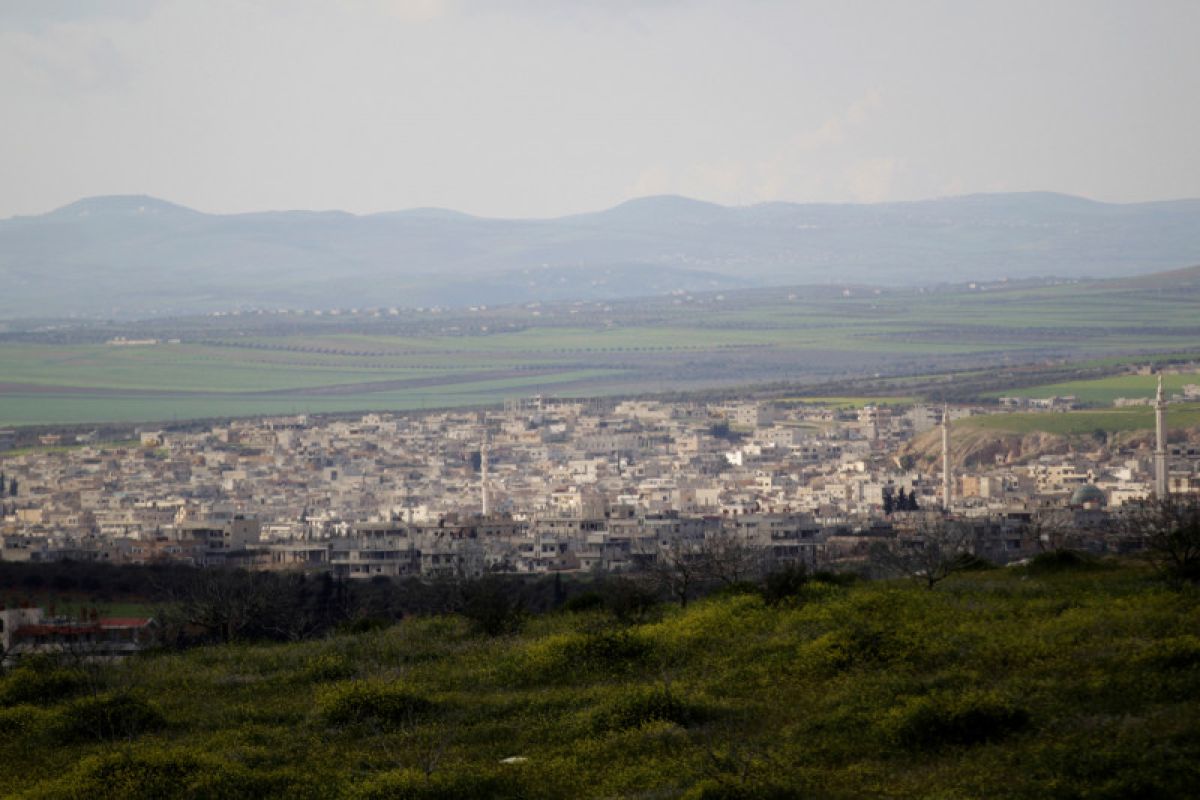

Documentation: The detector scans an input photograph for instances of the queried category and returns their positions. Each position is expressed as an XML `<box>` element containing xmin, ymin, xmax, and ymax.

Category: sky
<box><xmin>1</xmin><ymin>0</ymin><xmax>1198</xmax><ymax>219</ymax></box>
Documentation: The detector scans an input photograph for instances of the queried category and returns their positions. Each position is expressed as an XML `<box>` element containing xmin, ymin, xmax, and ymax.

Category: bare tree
<box><xmin>157</xmin><ymin>568</ymin><xmax>289</xmax><ymax>644</ymax></box>
<box><xmin>870</xmin><ymin>512</ymin><xmax>976</xmax><ymax>590</ymax></box>
<box><xmin>649</xmin><ymin>536</ymin><xmax>708</xmax><ymax>607</ymax></box>
<box><xmin>1029</xmin><ymin>507</ymin><xmax>1078</xmax><ymax>554</ymax></box>
<box><xmin>1120</xmin><ymin>495</ymin><xmax>1200</xmax><ymax>583</ymax></box>
<box><xmin>699</xmin><ymin>528</ymin><xmax>765</xmax><ymax>587</ymax></box>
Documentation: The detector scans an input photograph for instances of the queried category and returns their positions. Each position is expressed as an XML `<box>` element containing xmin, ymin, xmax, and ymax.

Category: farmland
<box><xmin>985</xmin><ymin>372</ymin><xmax>1200</xmax><ymax>405</ymax></box>
<box><xmin>1</xmin><ymin>268</ymin><xmax>1199</xmax><ymax>427</ymax></box>
<box><xmin>961</xmin><ymin>403</ymin><xmax>1200</xmax><ymax>436</ymax></box>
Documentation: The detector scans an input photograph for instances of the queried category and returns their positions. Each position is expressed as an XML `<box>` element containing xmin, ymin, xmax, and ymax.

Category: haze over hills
<box><xmin>3</xmin><ymin>192</ymin><xmax>1200</xmax><ymax>319</ymax></box>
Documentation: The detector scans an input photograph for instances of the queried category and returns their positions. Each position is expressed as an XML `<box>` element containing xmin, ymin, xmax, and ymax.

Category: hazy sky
<box><xmin>2</xmin><ymin>0</ymin><xmax>1198</xmax><ymax>218</ymax></box>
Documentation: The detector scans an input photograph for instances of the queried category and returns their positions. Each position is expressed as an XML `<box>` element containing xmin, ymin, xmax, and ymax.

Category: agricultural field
<box><xmin>779</xmin><ymin>396</ymin><xmax>918</xmax><ymax>408</ymax></box>
<box><xmin>1</xmin><ymin>269</ymin><xmax>1199</xmax><ymax>427</ymax></box>
<box><xmin>985</xmin><ymin>372</ymin><xmax>1200</xmax><ymax>406</ymax></box>
<box><xmin>961</xmin><ymin>403</ymin><xmax>1200</xmax><ymax>436</ymax></box>
<box><xmin>0</xmin><ymin>338</ymin><xmax>619</xmax><ymax>425</ymax></box>
<box><xmin>1</xmin><ymin>561</ymin><xmax>1197</xmax><ymax>798</ymax></box>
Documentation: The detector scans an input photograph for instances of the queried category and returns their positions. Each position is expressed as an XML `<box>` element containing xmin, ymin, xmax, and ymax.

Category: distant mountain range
<box><xmin>3</xmin><ymin>192</ymin><xmax>1200</xmax><ymax>319</ymax></box>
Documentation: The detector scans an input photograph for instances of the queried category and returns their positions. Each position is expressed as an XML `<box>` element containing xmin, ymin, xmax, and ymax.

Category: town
<box><xmin>3</xmin><ymin>375</ymin><xmax>1198</xmax><ymax>580</ymax></box>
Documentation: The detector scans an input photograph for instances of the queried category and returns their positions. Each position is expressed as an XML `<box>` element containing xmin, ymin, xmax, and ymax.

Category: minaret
<box><xmin>942</xmin><ymin>405</ymin><xmax>953</xmax><ymax>509</ymax></box>
<box><xmin>1154</xmin><ymin>374</ymin><xmax>1168</xmax><ymax>498</ymax></box>
<box><xmin>480</xmin><ymin>437</ymin><xmax>490</xmax><ymax>516</ymax></box>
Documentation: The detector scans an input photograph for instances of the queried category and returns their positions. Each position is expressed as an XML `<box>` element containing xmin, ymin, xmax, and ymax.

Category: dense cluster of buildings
<box><xmin>2</xmin><ymin>387</ymin><xmax>1198</xmax><ymax>579</ymax></box>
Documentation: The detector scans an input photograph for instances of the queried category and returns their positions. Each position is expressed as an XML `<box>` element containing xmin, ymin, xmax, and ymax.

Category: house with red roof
<box><xmin>0</xmin><ymin>605</ymin><xmax>154</xmax><ymax>665</ymax></box>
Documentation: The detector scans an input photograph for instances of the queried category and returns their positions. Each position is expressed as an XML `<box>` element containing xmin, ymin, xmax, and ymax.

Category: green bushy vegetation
<box><xmin>52</xmin><ymin>692</ymin><xmax>167</xmax><ymax>744</ymax></box>
<box><xmin>590</xmin><ymin>685</ymin><xmax>711</xmax><ymax>733</ymax></box>
<box><xmin>315</xmin><ymin>679</ymin><xmax>434</xmax><ymax>729</ymax></box>
<box><xmin>881</xmin><ymin>690</ymin><xmax>1030</xmax><ymax>750</ymax></box>
<box><xmin>0</xmin><ymin>662</ymin><xmax>90</xmax><ymax>707</ymax></box>
<box><xmin>2</xmin><ymin>561</ymin><xmax>1198</xmax><ymax>798</ymax></box>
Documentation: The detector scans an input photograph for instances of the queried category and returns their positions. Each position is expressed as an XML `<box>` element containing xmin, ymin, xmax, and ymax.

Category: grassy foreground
<box><xmin>2</xmin><ymin>562</ymin><xmax>1198</xmax><ymax>799</ymax></box>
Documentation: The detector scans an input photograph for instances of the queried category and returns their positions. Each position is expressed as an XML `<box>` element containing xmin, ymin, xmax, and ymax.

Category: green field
<box><xmin>2</xmin><ymin>273</ymin><xmax>1199</xmax><ymax>426</ymax></box>
<box><xmin>778</xmin><ymin>395</ymin><xmax>918</xmax><ymax>408</ymax></box>
<box><xmin>0</xmin><ymin>369</ymin><xmax>618</xmax><ymax>426</ymax></box>
<box><xmin>986</xmin><ymin>372</ymin><xmax>1200</xmax><ymax>405</ymax></box>
<box><xmin>2</xmin><ymin>562</ymin><xmax>1198</xmax><ymax>798</ymax></box>
<box><xmin>962</xmin><ymin>403</ymin><xmax>1200</xmax><ymax>435</ymax></box>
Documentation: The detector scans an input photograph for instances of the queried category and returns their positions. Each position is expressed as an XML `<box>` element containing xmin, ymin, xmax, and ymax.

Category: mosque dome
<box><xmin>1070</xmin><ymin>484</ymin><xmax>1107</xmax><ymax>507</ymax></box>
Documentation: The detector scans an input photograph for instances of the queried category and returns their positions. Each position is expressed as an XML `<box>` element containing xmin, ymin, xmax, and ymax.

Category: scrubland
<box><xmin>1</xmin><ymin>559</ymin><xmax>1198</xmax><ymax>799</ymax></box>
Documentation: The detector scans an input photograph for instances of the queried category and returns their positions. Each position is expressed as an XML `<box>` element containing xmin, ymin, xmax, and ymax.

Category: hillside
<box><xmin>1</xmin><ymin>563</ymin><xmax>1197</xmax><ymax>798</ymax></box>
<box><xmin>902</xmin><ymin>426</ymin><xmax>1073</xmax><ymax>469</ymax></box>
<box><xmin>4</xmin><ymin>192</ymin><xmax>1200</xmax><ymax>318</ymax></box>
<box><xmin>902</xmin><ymin>410</ymin><xmax>1200</xmax><ymax>469</ymax></box>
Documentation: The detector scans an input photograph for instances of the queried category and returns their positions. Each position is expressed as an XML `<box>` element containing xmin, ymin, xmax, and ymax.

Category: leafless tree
<box><xmin>699</xmin><ymin>528</ymin><xmax>765</xmax><ymax>587</ymax></box>
<box><xmin>1029</xmin><ymin>507</ymin><xmax>1079</xmax><ymax>553</ymax></box>
<box><xmin>1120</xmin><ymin>495</ymin><xmax>1200</xmax><ymax>583</ymax></box>
<box><xmin>870</xmin><ymin>512</ymin><xmax>976</xmax><ymax>590</ymax></box>
<box><xmin>156</xmin><ymin>568</ymin><xmax>287</xmax><ymax>644</ymax></box>
<box><xmin>648</xmin><ymin>536</ymin><xmax>708</xmax><ymax>607</ymax></box>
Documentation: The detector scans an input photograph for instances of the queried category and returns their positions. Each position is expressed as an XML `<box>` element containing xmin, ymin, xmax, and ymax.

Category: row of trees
<box><xmin>868</xmin><ymin>495</ymin><xmax>1200</xmax><ymax>589</ymax></box>
<box><xmin>3</xmin><ymin>496</ymin><xmax>1197</xmax><ymax>651</ymax></box>
<box><xmin>882</xmin><ymin>486</ymin><xmax>919</xmax><ymax>514</ymax></box>
<box><xmin>164</xmin><ymin>493</ymin><xmax>1200</xmax><ymax>643</ymax></box>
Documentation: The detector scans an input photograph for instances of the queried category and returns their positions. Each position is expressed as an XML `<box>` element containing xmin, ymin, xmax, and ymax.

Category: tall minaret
<box><xmin>480</xmin><ymin>436</ymin><xmax>490</xmax><ymax>516</ymax></box>
<box><xmin>1155</xmin><ymin>374</ymin><xmax>1168</xmax><ymax>498</ymax></box>
<box><xmin>942</xmin><ymin>405</ymin><xmax>953</xmax><ymax>509</ymax></box>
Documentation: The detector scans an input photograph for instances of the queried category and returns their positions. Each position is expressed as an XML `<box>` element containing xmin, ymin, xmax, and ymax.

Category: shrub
<box><xmin>883</xmin><ymin>691</ymin><xmax>1029</xmax><ymax>751</ymax></box>
<box><xmin>25</xmin><ymin>749</ymin><xmax>329</xmax><ymax>800</ymax></box>
<box><xmin>346</xmin><ymin>767</ymin><xmax>533</xmax><ymax>800</ymax></box>
<box><xmin>339</xmin><ymin>616</ymin><xmax>392</xmax><ymax>635</ymax></box>
<box><xmin>761</xmin><ymin>564</ymin><xmax>808</xmax><ymax>605</ymax></box>
<box><xmin>517</xmin><ymin>628</ymin><xmax>654</xmax><ymax>684</ymax></box>
<box><xmin>302</xmin><ymin>652</ymin><xmax>356</xmax><ymax>682</ymax></box>
<box><xmin>1026</xmin><ymin>549</ymin><xmax>1103</xmax><ymax>574</ymax></box>
<box><xmin>1137</xmin><ymin>635</ymin><xmax>1200</xmax><ymax>671</ymax></box>
<box><xmin>809</xmin><ymin>624</ymin><xmax>894</xmax><ymax>672</ymax></box>
<box><xmin>53</xmin><ymin>692</ymin><xmax>167</xmax><ymax>743</ymax></box>
<box><xmin>575</xmin><ymin>629</ymin><xmax>653</xmax><ymax>670</ymax></box>
<box><xmin>185</xmin><ymin>763</ymin><xmax>331</xmax><ymax>800</ymax></box>
<box><xmin>461</xmin><ymin>576</ymin><xmax>526</xmax><ymax>636</ymax></box>
<box><xmin>684</xmin><ymin>779</ymin><xmax>805</xmax><ymax>800</ymax></box>
<box><xmin>0</xmin><ymin>704</ymin><xmax>52</xmax><ymax>739</ymax></box>
<box><xmin>562</xmin><ymin>591</ymin><xmax>605</xmax><ymax>613</ymax></box>
<box><xmin>315</xmin><ymin>679</ymin><xmax>433</xmax><ymax>729</ymax></box>
<box><xmin>715</xmin><ymin>581</ymin><xmax>762</xmax><ymax>598</ymax></box>
<box><xmin>0</xmin><ymin>664</ymin><xmax>90</xmax><ymax>707</ymax></box>
<box><xmin>811</xmin><ymin>569</ymin><xmax>858</xmax><ymax>587</ymax></box>
<box><xmin>601</xmin><ymin>577</ymin><xmax>661</xmax><ymax>624</ymax></box>
<box><xmin>950</xmin><ymin>553</ymin><xmax>997</xmax><ymax>572</ymax></box>
<box><xmin>30</xmin><ymin>749</ymin><xmax>203</xmax><ymax>800</ymax></box>
<box><xmin>593</xmin><ymin>686</ymin><xmax>707</xmax><ymax>733</ymax></box>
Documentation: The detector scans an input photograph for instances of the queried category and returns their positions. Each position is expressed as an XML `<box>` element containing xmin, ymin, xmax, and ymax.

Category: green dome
<box><xmin>1070</xmin><ymin>484</ymin><xmax>1106</xmax><ymax>506</ymax></box>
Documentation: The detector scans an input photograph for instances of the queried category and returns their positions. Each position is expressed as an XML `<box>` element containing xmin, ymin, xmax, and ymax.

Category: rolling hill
<box><xmin>3</xmin><ymin>192</ymin><xmax>1200</xmax><ymax>319</ymax></box>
